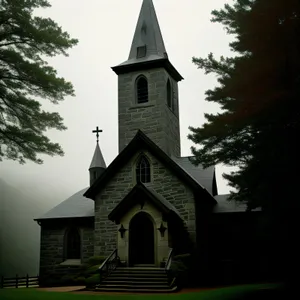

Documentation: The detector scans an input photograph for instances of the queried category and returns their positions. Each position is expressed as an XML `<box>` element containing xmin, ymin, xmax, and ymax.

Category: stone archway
<box><xmin>129</xmin><ymin>212</ymin><xmax>155</xmax><ymax>266</ymax></box>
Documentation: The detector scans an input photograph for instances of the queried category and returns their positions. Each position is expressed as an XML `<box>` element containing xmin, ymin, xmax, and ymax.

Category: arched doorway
<box><xmin>129</xmin><ymin>212</ymin><xmax>155</xmax><ymax>265</ymax></box>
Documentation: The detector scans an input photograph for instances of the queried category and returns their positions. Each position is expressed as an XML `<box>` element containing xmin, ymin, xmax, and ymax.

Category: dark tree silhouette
<box><xmin>0</xmin><ymin>0</ymin><xmax>78</xmax><ymax>164</ymax></box>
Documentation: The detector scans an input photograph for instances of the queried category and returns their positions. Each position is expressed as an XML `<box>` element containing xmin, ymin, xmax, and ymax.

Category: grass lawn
<box><xmin>0</xmin><ymin>284</ymin><xmax>279</xmax><ymax>300</ymax></box>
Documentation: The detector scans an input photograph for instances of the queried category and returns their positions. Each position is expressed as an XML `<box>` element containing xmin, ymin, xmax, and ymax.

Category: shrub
<box><xmin>74</xmin><ymin>276</ymin><xmax>86</xmax><ymax>285</ymax></box>
<box><xmin>82</xmin><ymin>264</ymin><xmax>102</xmax><ymax>277</ymax></box>
<box><xmin>173</xmin><ymin>253</ymin><xmax>192</xmax><ymax>265</ymax></box>
<box><xmin>60</xmin><ymin>274</ymin><xmax>77</xmax><ymax>285</ymax></box>
<box><xmin>85</xmin><ymin>274</ymin><xmax>100</xmax><ymax>288</ymax></box>
<box><xmin>87</xmin><ymin>256</ymin><xmax>106</xmax><ymax>266</ymax></box>
<box><xmin>168</xmin><ymin>253</ymin><xmax>192</xmax><ymax>288</ymax></box>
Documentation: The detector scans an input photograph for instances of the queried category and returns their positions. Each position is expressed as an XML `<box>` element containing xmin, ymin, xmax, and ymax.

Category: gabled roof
<box><xmin>108</xmin><ymin>182</ymin><xmax>182</xmax><ymax>223</ymax></box>
<box><xmin>89</xmin><ymin>142</ymin><xmax>106</xmax><ymax>170</ymax></box>
<box><xmin>84</xmin><ymin>130</ymin><xmax>216</xmax><ymax>206</ymax></box>
<box><xmin>35</xmin><ymin>188</ymin><xmax>94</xmax><ymax>221</ymax></box>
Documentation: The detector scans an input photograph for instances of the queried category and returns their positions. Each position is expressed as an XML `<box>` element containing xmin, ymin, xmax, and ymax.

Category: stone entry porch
<box><xmin>108</xmin><ymin>183</ymin><xmax>187</xmax><ymax>267</ymax></box>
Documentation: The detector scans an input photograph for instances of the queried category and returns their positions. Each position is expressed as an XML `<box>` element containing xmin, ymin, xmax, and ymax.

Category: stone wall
<box><xmin>94</xmin><ymin>150</ymin><xmax>196</xmax><ymax>258</ymax></box>
<box><xmin>40</xmin><ymin>226</ymin><xmax>65</xmax><ymax>278</ymax></box>
<box><xmin>39</xmin><ymin>218</ymin><xmax>94</xmax><ymax>281</ymax></box>
<box><xmin>81</xmin><ymin>227</ymin><xmax>94</xmax><ymax>263</ymax></box>
<box><xmin>118</xmin><ymin>68</ymin><xmax>181</xmax><ymax>157</ymax></box>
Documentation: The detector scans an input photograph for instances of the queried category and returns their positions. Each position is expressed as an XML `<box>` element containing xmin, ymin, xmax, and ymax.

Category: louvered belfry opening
<box><xmin>136</xmin><ymin>76</ymin><xmax>149</xmax><ymax>103</ymax></box>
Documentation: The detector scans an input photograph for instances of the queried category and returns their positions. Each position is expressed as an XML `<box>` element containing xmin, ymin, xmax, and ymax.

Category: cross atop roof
<box><xmin>92</xmin><ymin>126</ymin><xmax>103</xmax><ymax>143</ymax></box>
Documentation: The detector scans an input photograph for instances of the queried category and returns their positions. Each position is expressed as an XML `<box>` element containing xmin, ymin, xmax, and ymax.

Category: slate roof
<box><xmin>213</xmin><ymin>194</ymin><xmax>262</xmax><ymax>213</ymax></box>
<box><xmin>89</xmin><ymin>142</ymin><xmax>106</xmax><ymax>169</ymax></box>
<box><xmin>172</xmin><ymin>156</ymin><xmax>216</xmax><ymax>195</ymax></box>
<box><xmin>37</xmin><ymin>130</ymin><xmax>218</xmax><ymax>221</ymax></box>
<box><xmin>111</xmin><ymin>0</ymin><xmax>183</xmax><ymax>81</ymax></box>
<box><xmin>126</xmin><ymin>0</ymin><xmax>166</xmax><ymax>65</ymax></box>
<box><xmin>35</xmin><ymin>188</ymin><xmax>94</xmax><ymax>221</ymax></box>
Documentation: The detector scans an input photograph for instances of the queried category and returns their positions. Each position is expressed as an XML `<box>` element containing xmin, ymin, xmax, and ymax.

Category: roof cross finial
<box><xmin>92</xmin><ymin>126</ymin><xmax>103</xmax><ymax>143</ymax></box>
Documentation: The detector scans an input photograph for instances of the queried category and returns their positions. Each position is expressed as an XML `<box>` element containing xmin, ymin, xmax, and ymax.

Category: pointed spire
<box><xmin>128</xmin><ymin>0</ymin><xmax>167</xmax><ymax>61</ymax></box>
<box><xmin>112</xmin><ymin>0</ymin><xmax>183</xmax><ymax>82</ymax></box>
<box><xmin>89</xmin><ymin>127</ymin><xmax>106</xmax><ymax>186</ymax></box>
<box><xmin>89</xmin><ymin>142</ymin><xmax>106</xmax><ymax>170</ymax></box>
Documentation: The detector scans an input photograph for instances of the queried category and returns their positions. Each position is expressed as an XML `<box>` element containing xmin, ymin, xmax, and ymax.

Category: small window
<box><xmin>136</xmin><ymin>76</ymin><xmax>148</xmax><ymax>103</ymax></box>
<box><xmin>93</xmin><ymin>171</ymin><xmax>97</xmax><ymax>180</ymax></box>
<box><xmin>167</xmin><ymin>79</ymin><xmax>173</xmax><ymax>110</ymax></box>
<box><xmin>65</xmin><ymin>227</ymin><xmax>81</xmax><ymax>259</ymax></box>
<box><xmin>136</xmin><ymin>155</ymin><xmax>151</xmax><ymax>183</ymax></box>
<box><xmin>137</xmin><ymin>45</ymin><xmax>147</xmax><ymax>58</ymax></box>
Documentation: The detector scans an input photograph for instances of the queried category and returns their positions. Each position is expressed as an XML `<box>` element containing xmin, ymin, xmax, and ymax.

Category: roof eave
<box><xmin>108</xmin><ymin>184</ymin><xmax>172</xmax><ymax>223</ymax></box>
<box><xmin>34</xmin><ymin>215</ymin><xmax>95</xmax><ymax>223</ymax></box>
<box><xmin>111</xmin><ymin>58</ymin><xmax>184</xmax><ymax>82</ymax></box>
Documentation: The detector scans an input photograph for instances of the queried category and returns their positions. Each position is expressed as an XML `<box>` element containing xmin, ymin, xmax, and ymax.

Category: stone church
<box><xmin>35</xmin><ymin>0</ymin><xmax>265</xmax><ymax>288</ymax></box>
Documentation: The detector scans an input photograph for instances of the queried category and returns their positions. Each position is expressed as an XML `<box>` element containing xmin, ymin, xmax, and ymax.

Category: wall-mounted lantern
<box><xmin>157</xmin><ymin>222</ymin><xmax>167</xmax><ymax>238</ymax></box>
<box><xmin>118</xmin><ymin>224</ymin><xmax>127</xmax><ymax>238</ymax></box>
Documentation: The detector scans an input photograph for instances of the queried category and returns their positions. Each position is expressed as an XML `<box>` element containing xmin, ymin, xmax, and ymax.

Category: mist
<box><xmin>0</xmin><ymin>0</ymin><xmax>235</xmax><ymax>277</ymax></box>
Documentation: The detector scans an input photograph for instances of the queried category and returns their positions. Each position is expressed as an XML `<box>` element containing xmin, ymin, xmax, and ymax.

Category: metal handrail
<box><xmin>165</xmin><ymin>248</ymin><xmax>174</xmax><ymax>272</ymax></box>
<box><xmin>165</xmin><ymin>248</ymin><xmax>178</xmax><ymax>289</ymax></box>
<box><xmin>98</xmin><ymin>249</ymin><xmax>119</xmax><ymax>284</ymax></box>
<box><xmin>99</xmin><ymin>249</ymin><xmax>117</xmax><ymax>271</ymax></box>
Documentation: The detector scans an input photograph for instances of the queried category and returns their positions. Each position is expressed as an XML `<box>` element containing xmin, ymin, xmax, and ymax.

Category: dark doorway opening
<box><xmin>66</xmin><ymin>227</ymin><xmax>81</xmax><ymax>259</ymax></box>
<box><xmin>129</xmin><ymin>212</ymin><xmax>155</xmax><ymax>265</ymax></box>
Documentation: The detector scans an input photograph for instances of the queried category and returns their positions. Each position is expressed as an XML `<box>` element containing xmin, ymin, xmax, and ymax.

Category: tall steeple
<box><xmin>112</xmin><ymin>0</ymin><xmax>183</xmax><ymax>81</ymax></box>
<box><xmin>128</xmin><ymin>0</ymin><xmax>167</xmax><ymax>62</ymax></box>
<box><xmin>112</xmin><ymin>0</ymin><xmax>183</xmax><ymax>157</ymax></box>
<box><xmin>89</xmin><ymin>127</ymin><xmax>106</xmax><ymax>186</ymax></box>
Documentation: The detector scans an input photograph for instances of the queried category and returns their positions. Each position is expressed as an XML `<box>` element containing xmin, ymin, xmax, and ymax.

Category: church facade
<box><xmin>35</xmin><ymin>0</ymin><xmax>265</xmax><ymax>287</ymax></box>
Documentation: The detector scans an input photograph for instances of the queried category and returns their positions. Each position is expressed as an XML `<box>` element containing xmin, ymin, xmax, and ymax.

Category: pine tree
<box><xmin>189</xmin><ymin>0</ymin><xmax>300</xmax><ymax>212</ymax></box>
<box><xmin>0</xmin><ymin>0</ymin><xmax>78</xmax><ymax>164</ymax></box>
<box><xmin>189</xmin><ymin>0</ymin><xmax>300</xmax><ymax>287</ymax></box>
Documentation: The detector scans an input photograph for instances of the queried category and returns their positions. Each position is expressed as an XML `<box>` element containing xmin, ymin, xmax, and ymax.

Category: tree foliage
<box><xmin>188</xmin><ymin>0</ymin><xmax>300</xmax><ymax>213</ymax></box>
<box><xmin>0</xmin><ymin>0</ymin><xmax>78</xmax><ymax>164</ymax></box>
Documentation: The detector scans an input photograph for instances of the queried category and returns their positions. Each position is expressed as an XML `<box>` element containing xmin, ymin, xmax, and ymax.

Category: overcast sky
<box><xmin>0</xmin><ymin>0</ymin><xmax>236</xmax><ymax>207</ymax></box>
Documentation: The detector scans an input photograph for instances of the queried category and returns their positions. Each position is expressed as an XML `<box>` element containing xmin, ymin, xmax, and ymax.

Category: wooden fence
<box><xmin>0</xmin><ymin>275</ymin><xmax>39</xmax><ymax>289</ymax></box>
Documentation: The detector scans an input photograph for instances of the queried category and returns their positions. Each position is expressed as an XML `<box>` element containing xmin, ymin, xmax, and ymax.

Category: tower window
<box><xmin>136</xmin><ymin>155</ymin><xmax>151</xmax><ymax>183</ymax></box>
<box><xmin>136</xmin><ymin>76</ymin><xmax>148</xmax><ymax>104</ymax></box>
<box><xmin>137</xmin><ymin>45</ymin><xmax>147</xmax><ymax>58</ymax></box>
<box><xmin>65</xmin><ymin>227</ymin><xmax>81</xmax><ymax>260</ymax></box>
<box><xmin>167</xmin><ymin>79</ymin><xmax>173</xmax><ymax>110</ymax></box>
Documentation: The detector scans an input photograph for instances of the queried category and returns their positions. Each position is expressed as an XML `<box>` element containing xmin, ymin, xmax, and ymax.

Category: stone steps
<box><xmin>97</xmin><ymin>267</ymin><xmax>177</xmax><ymax>293</ymax></box>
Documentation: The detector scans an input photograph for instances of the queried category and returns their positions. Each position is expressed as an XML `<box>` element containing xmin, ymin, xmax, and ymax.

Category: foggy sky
<box><xmin>0</xmin><ymin>0</ymin><xmax>235</xmax><ymax>213</ymax></box>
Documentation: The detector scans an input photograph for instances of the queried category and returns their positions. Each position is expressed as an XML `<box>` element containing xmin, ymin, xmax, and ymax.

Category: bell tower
<box><xmin>112</xmin><ymin>0</ymin><xmax>183</xmax><ymax>157</ymax></box>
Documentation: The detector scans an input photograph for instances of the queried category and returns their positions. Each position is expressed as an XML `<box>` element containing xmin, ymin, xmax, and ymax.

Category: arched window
<box><xmin>65</xmin><ymin>227</ymin><xmax>81</xmax><ymax>259</ymax></box>
<box><xmin>167</xmin><ymin>79</ymin><xmax>173</xmax><ymax>110</ymax></box>
<box><xmin>136</xmin><ymin>76</ymin><xmax>148</xmax><ymax>104</ymax></box>
<box><xmin>136</xmin><ymin>155</ymin><xmax>151</xmax><ymax>183</ymax></box>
